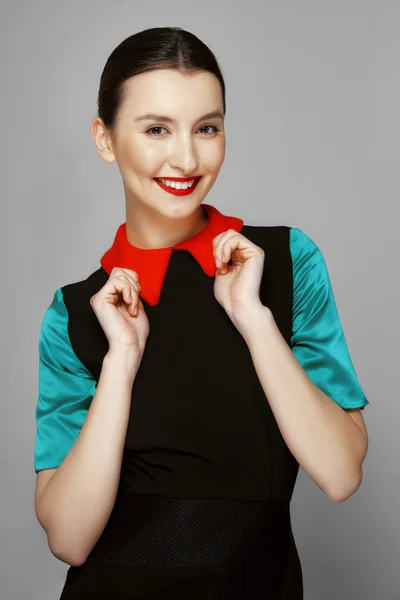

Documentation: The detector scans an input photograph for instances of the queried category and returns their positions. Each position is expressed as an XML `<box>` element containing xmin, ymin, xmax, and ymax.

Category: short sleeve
<box><xmin>289</xmin><ymin>228</ymin><xmax>369</xmax><ymax>411</ymax></box>
<box><xmin>34</xmin><ymin>288</ymin><xmax>97</xmax><ymax>473</ymax></box>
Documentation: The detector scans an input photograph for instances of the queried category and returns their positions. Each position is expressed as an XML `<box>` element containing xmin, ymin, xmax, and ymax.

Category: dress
<box><xmin>33</xmin><ymin>203</ymin><xmax>369</xmax><ymax>599</ymax></box>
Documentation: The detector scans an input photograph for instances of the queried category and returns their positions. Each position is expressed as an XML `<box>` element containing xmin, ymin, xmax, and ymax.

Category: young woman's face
<box><xmin>100</xmin><ymin>68</ymin><xmax>226</xmax><ymax>219</ymax></box>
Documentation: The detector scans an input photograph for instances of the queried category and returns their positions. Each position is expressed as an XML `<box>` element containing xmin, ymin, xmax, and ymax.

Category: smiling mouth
<box><xmin>153</xmin><ymin>176</ymin><xmax>202</xmax><ymax>195</ymax></box>
<box><xmin>154</xmin><ymin>176</ymin><xmax>202</xmax><ymax>183</ymax></box>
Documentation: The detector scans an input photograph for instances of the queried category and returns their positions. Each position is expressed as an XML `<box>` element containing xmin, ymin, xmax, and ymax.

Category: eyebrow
<box><xmin>134</xmin><ymin>110</ymin><xmax>224</xmax><ymax>124</ymax></box>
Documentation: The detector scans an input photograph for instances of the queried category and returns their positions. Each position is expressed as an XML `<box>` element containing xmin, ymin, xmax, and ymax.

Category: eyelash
<box><xmin>144</xmin><ymin>124</ymin><xmax>221</xmax><ymax>138</ymax></box>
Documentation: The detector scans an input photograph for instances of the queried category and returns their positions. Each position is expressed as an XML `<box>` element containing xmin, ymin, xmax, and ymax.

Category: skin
<box><xmin>91</xmin><ymin>68</ymin><xmax>226</xmax><ymax>249</ymax></box>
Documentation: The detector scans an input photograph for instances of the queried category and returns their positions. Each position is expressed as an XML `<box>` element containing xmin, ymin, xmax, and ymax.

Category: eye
<box><xmin>145</xmin><ymin>126</ymin><xmax>168</xmax><ymax>137</ymax></box>
<box><xmin>144</xmin><ymin>124</ymin><xmax>221</xmax><ymax>138</ymax></box>
<box><xmin>198</xmin><ymin>125</ymin><xmax>221</xmax><ymax>135</ymax></box>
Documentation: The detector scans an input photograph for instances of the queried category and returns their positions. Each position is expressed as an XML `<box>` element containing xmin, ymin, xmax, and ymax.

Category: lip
<box><xmin>153</xmin><ymin>176</ymin><xmax>202</xmax><ymax>182</ymax></box>
<box><xmin>154</xmin><ymin>176</ymin><xmax>202</xmax><ymax>196</ymax></box>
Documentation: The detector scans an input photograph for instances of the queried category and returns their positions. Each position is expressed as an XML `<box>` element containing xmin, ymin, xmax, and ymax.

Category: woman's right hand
<box><xmin>90</xmin><ymin>267</ymin><xmax>150</xmax><ymax>359</ymax></box>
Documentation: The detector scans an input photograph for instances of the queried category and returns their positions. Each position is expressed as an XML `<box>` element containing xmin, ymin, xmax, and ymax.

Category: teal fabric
<box><xmin>290</xmin><ymin>228</ymin><xmax>369</xmax><ymax>411</ymax></box>
<box><xmin>33</xmin><ymin>228</ymin><xmax>368</xmax><ymax>472</ymax></box>
<box><xmin>34</xmin><ymin>288</ymin><xmax>97</xmax><ymax>473</ymax></box>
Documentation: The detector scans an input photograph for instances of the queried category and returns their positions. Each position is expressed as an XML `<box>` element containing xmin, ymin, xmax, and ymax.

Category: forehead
<box><xmin>121</xmin><ymin>69</ymin><xmax>223</xmax><ymax>118</ymax></box>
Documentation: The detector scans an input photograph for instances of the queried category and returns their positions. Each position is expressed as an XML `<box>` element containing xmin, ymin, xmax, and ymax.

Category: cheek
<box><xmin>123</xmin><ymin>142</ymin><xmax>166</xmax><ymax>175</ymax></box>
<box><xmin>202</xmin><ymin>140</ymin><xmax>225</xmax><ymax>171</ymax></box>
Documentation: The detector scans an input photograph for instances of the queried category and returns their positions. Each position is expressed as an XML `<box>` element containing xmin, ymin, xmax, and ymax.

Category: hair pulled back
<box><xmin>97</xmin><ymin>27</ymin><xmax>226</xmax><ymax>132</ymax></box>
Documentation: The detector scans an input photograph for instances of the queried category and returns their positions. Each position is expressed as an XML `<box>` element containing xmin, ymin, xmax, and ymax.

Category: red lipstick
<box><xmin>154</xmin><ymin>176</ymin><xmax>202</xmax><ymax>196</ymax></box>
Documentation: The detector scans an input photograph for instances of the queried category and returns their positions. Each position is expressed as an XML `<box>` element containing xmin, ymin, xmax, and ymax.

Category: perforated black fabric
<box><xmin>88</xmin><ymin>492</ymin><xmax>290</xmax><ymax>568</ymax></box>
<box><xmin>72</xmin><ymin>492</ymin><xmax>297</xmax><ymax>598</ymax></box>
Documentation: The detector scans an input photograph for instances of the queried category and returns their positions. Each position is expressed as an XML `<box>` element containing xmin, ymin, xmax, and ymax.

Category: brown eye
<box><xmin>145</xmin><ymin>124</ymin><xmax>220</xmax><ymax>138</ymax></box>
<box><xmin>145</xmin><ymin>126</ymin><xmax>168</xmax><ymax>137</ymax></box>
<box><xmin>198</xmin><ymin>125</ymin><xmax>220</xmax><ymax>135</ymax></box>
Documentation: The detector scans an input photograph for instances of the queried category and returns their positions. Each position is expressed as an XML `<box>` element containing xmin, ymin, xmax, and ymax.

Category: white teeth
<box><xmin>158</xmin><ymin>178</ymin><xmax>196</xmax><ymax>189</ymax></box>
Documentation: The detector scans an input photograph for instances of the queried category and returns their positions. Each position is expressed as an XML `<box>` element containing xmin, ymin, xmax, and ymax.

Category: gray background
<box><xmin>1</xmin><ymin>1</ymin><xmax>397</xmax><ymax>598</ymax></box>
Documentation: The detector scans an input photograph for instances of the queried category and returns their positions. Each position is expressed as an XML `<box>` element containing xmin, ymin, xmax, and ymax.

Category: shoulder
<box><xmin>243</xmin><ymin>223</ymin><xmax>320</xmax><ymax>252</ymax></box>
<box><xmin>288</xmin><ymin>227</ymin><xmax>333</xmax><ymax>295</ymax></box>
<box><xmin>289</xmin><ymin>227</ymin><xmax>324</xmax><ymax>265</ymax></box>
<box><xmin>40</xmin><ymin>267</ymin><xmax>107</xmax><ymax>346</ymax></box>
<box><xmin>43</xmin><ymin>267</ymin><xmax>108</xmax><ymax>318</ymax></box>
<box><xmin>242</xmin><ymin>223</ymin><xmax>293</xmax><ymax>255</ymax></box>
<box><xmin>61</xmin><ymin>266</ymin><xmax>108</xmax><ymax>298</ymax></box>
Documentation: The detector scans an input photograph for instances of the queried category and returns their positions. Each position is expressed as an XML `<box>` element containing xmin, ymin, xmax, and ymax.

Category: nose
<box><xmin>168</xmin><ymin>133</ymin><xmax>199</xmax><ymax>175</ymax></box>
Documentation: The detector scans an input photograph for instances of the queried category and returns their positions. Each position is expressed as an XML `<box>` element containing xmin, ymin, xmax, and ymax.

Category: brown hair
<box><xmin>97</xmin><ymin>27</ymin><xmax>226</xmax><ymax>133</ymax></box>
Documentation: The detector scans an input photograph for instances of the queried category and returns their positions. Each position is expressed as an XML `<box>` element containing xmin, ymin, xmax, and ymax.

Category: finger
<box><xmin>121</xmin><ymin>282</ymin><xmax>132</xmax><ymax>308</ymax></box>
<box><xmin>104</xmin><ymin>277</ymin><xmax>131</xmax><ymax>307</ymax></box>
<box><xmin>123</xmin><ymin>273</ymin><xmax>141</xmax><ymax>294</ymax></box>
<box><xmin>111</xmin><ymin>273</ymin><xmax>140</xmax><ymax>295</ymax></box>
<box><xmin>213</xmin><ymin>230</ymin><xmax>237</xmax><ymax>267</ymax></box>
<box><xmin>111</xmin><ymin>271</ymin><xmax>141</xmax><ymax>292</ymax></box>
<box><xmin>112</xmin><ymin>267</ymin><xmax>139</xmax><ymax>283</ymax></box>
<box><xmin>123</xmin><ymin>268</ymin><xmax>139</xmax><ymax>283</ymax></box>
<box><xmin>112</xmin><ymin>275</ymin><xmax>141</xmax><ymax>316</ymax></box>
<box><xmin>220</xmin><ymin>234</ymin><xmax>253</xmax><ymax>267</ymax></box>
<box><xmin>119</xmin><ymin>280</ymin><xmax>138</xmax><ymax>316</ymax></box>
<box><xmin>108</xmin><ymin>270</ymin><xmax>142</xmax><ymax>316</ymax></box>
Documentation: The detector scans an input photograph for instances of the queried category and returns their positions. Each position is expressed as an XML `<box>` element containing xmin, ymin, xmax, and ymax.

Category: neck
<box><xmin>125</xmin><ymin>202</ymin><xmax>209</xmax><ymax>250</ymax></box>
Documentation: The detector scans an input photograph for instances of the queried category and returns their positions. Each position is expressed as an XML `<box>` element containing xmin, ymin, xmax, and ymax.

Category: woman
<box><xmin>33</xmin><ymin>26</ymin><xmax>369</xmax><ymax>599</ymax></box>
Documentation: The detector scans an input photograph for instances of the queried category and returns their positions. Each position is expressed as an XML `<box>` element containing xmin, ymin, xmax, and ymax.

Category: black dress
<box><xmin>34</xmin><ymin>204</ymin><xmax>369</xmax><ymax>599</ymax></box>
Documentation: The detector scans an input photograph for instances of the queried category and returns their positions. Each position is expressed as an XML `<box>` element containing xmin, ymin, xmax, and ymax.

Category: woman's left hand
<box><xmin>212</xmin><ymin>229</ymin><xmax>267</xmax><ymax>329</ymax></box>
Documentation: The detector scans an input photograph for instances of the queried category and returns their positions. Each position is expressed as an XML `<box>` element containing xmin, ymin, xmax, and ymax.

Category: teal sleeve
<box><xmin>290</xmin><ymin>228</ymin><xmax>369</xmax><ymax>410</ymax></box>
<box><xmin>34</xmin><ymin>288</ymin><xmax>97</xmax><ymax>472</ymax></box>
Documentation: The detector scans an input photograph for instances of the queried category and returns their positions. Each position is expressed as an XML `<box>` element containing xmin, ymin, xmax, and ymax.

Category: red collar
<box><xmin>100</xmin><ymin>203</ymin><xmax>244</xmax><ymax>306</ymax></box>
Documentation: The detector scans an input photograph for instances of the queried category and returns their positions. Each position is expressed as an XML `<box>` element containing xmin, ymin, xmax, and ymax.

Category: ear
<box><xmin>90</xmin><ymin>117</ymin><xmax>116</xmax><ymax>164</ymax></box>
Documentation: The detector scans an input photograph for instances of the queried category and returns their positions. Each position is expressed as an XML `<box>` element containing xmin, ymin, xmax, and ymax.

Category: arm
<box><xmin>35</xmin><ymin>349</ymin><xmax>138</xmax><ymax>567</ymax></box>
<box><xmin>241</xmin><ymin>307</ymin><xmax>368</xmax><ymax>503</ymax></box>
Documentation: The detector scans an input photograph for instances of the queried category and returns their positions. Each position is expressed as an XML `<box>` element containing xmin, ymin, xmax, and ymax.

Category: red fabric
<box><xmin>100</xmin><ymin>203</ymin><xmax>244</xmax><ymax>306</ymax></box>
